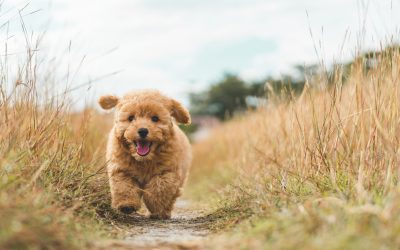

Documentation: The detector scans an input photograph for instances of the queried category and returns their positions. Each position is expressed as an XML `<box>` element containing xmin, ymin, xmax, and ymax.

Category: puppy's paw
<box><xmin>119</xmin><ymin>206</ymin><xmax>136</xmax><ymax>214</ymax></box>
<box><xmin>114</xmin><ymin>200</ymin><xmax>141</xmax><ymax>214</ymax></box>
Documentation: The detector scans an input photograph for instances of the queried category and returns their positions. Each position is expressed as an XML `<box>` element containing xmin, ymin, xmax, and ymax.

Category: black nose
<box><xmin>138</xmin><ymin>128</ymin><xmax>149</xmax><ymax>138</ymax></box>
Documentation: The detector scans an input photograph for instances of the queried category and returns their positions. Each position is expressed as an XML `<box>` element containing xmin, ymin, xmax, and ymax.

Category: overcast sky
<box><xmin>2</xmin><ymin>0</ymin><xmax>400</xmax><ymax>107</ymax></box>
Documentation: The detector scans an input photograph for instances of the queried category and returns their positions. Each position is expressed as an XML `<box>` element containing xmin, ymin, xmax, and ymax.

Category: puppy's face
<box><xmin>116</xmin><ymin>101</ymin><xmax>171</xmax><ymax>161</ymax></box>
<box><xmin>99</xmin><ymin>91</ymin><xmax>190</xmax><ymax>161</ymax></box>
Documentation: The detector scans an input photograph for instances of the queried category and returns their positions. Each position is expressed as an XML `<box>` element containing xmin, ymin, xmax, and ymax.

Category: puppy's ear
<box><xmin>170</xmin><ymin>99</ymin><xmax>191</xmax><ymax>124</ymax></box>
<box><xmin>99</xmin><ymin>95</ymin><xmax>119</xmax><ymax>110</ymax></box>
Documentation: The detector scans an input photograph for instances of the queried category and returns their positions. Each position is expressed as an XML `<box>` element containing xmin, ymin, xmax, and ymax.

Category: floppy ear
<box><xmin>170</xmin><ymin>99</ymin><xmax>191</xmax><ymax>124</ymax></box>
<box><xmin>98</xmin><ymin>95</ymin><xmax>119</xmax><ymax>110</ymax></box>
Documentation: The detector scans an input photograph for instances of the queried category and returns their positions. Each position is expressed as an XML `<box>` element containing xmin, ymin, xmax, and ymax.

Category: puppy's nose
<box><xmin>138</xmin><ymin>128</ymin><xmax>149</xmax><ymax>138</ymax></box>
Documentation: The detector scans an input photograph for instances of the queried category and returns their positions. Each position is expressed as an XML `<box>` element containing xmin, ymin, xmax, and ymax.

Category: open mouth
<box><xmin>133</xmin><ymin>140</ymin><xmax>152</xmax><ymax>156</ymax></box>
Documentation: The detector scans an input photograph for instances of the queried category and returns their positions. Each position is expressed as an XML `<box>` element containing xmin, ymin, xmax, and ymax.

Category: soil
<box><xmin>95</xmin><ymin>199</ymin><xmax>211</xmax><ymax>250</ymax></box>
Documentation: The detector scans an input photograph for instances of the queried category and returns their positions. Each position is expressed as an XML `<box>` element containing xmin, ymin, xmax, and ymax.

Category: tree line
<box><xmin>189</xmin><ymin>45</ymin><xmax>400</xmax><ymax>120</ymax></box>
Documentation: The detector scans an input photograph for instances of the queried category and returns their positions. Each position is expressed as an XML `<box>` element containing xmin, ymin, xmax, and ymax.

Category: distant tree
<box><xmin>189</xmin><ymin>70</ymin><xmax>307</xmax><ymax>120</ymax></box>
<box><xmin>207</xmin><ymin>74</ymin><xmax>249</xmax><ymax>119</ymax></box>
<box><xmin>190</xmin><ymin>74</ymin><xmax>250</xmax><ymax>120</ymax></box>
<box><xmin>247</xmin><ymin>80</ymin><xmax>266</xmax><ymax>96</ymax></box>
<box><xmin>191</xmin><ymin>48</ymin><xmax>400</xmax><ymax>120</ymax></box>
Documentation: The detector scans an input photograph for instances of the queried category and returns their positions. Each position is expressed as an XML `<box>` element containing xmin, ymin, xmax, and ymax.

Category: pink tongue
<box><xmin>137</xmin><ymin>141</ymin><xmax>150</xmax><ymax>156</ymax></box>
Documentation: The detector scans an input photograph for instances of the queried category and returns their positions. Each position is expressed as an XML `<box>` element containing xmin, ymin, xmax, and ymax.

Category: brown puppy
<box><xmin>99</xmin><ymin>90</ymin><xmax>192</xmax><ymax>219</ymax></box>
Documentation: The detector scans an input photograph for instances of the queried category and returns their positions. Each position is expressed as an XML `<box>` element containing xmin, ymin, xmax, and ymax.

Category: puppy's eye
<box><xmin>128</xmin><ymin>115</ymin><xmax>135</xmax><ymax>122</ymax></box>
<box><xmin>151</xmin><ymin>116</ymin><xmax>159</xmax><ymax>122</ymax></box>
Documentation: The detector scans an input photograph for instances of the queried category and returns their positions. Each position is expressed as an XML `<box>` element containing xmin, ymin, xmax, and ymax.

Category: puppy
<box><xmin>99</xmin><ymin>90</ymin><xmax>192</xmax><ymax>219</ymax></box>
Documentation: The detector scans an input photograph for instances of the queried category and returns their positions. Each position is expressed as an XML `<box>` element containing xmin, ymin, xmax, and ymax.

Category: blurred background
<box><xmin>2</xmin><ymin>0</ymin><xmax>400</xmax><ymax>122</ymax></box>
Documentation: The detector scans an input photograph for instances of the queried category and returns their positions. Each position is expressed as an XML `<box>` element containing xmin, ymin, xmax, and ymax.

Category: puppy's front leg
<box><xmin>143</xmin><ymin>172</ymin><xmax>181</xmax><ymax>219</ymax></box>
<box><xmin>109</xmin><ymin>168</ymin><xmax>142</xmax><ymax>214</ymax></box>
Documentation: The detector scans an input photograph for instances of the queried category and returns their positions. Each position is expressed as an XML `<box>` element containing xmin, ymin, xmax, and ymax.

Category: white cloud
<box><xmin>1</xmin><ymin>0</ymin><xmax>400</xmax><ymax>108</ymax></box>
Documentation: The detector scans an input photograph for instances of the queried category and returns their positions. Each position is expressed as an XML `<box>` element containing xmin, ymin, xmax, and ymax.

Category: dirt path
<box><xmin>97</xmin><ymin>199</ymin><xmax>210</xmax><ymax>250</ymax></box>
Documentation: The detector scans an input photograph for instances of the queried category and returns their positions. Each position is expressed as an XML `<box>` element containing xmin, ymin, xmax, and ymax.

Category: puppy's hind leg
<box><xmin>109</xmin><ymin>169</ymin><xmax>142</xmax><ymax>214</ymax></box>
<box><xmin>143</xmin><ymin>173</ymin><xmax>181</xmax><ymax>219</ymax></box>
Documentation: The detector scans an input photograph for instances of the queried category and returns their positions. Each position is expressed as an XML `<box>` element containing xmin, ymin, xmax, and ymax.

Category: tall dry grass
<box><xmin>188</xmin><ymin>47</ymin><xmax>400</xmax><ymax>248</ymax></box>
<box><xmin>0</xmin><ymin>25</ymin><xmax>116</xmax><ymax>249</ymax></box>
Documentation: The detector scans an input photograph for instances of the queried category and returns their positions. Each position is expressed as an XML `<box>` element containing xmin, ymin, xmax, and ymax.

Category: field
<box><xmin>1</xmin><ymin>19</ymin><xmax>400</xmax><ymax>249</ymax></box>
<box><xmin>188</xmin><ymin>47</ymin><xmax>400</xmax><ymax>249</ymax></box>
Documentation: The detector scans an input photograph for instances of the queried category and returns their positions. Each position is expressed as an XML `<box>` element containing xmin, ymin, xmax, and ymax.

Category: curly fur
<box><xmin>99</xmin><ymin>90</ymin><xmax>192</xmax><ymax>219</ymax></box>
